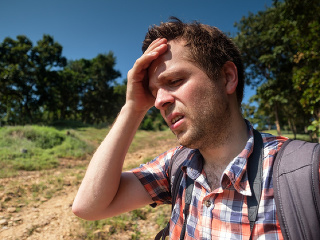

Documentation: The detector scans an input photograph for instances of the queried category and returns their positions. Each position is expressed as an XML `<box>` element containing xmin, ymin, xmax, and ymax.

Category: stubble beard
<box><xmin>176</xmin><ymin>96</ymin><xmax>232</xmax><ymax>150</ymax></box>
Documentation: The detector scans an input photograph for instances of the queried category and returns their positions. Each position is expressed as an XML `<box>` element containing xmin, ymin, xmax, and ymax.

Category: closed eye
<box><xmin>169</xmin><ymin>79</ymin><xmax>183</xmax><ymax>87</ymax></box>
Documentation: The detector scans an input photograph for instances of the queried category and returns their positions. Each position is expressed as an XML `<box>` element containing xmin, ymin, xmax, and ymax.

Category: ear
<box><xmin>222</xmin><ymin>61</ymin><xmax>238</xmax><ymax>95</ymax></box>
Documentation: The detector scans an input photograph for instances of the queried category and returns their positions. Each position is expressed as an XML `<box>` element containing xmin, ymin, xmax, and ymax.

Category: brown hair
<box><xmin>142</xmin><ymin>17</ymin><xmax>244</xmax><ymax>106</ymax></box>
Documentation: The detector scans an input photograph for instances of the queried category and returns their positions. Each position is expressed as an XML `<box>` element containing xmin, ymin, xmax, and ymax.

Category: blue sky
<box><xmin>0</xmin><ymin>0</ymin><xmax>273</xmax><ymax>104</ymax></box>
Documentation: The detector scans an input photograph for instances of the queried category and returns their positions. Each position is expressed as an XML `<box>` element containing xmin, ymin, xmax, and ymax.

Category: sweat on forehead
<box><xmin>148</xmin><ymin>41</ymin><xmax>190</xmax><ymax>80</ymax></box>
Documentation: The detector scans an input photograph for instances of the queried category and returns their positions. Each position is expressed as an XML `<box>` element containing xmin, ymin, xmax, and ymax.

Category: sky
<box><xmin>0</xmin><ymin>0</ymin><xmax>273</xmax><ymax>104</ymax></box>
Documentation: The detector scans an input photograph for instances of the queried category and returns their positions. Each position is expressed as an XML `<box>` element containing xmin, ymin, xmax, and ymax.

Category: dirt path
<box><xmin>0</xmin><ymin>185</ymin><xmax>82</xmax><ymax>240</ymax></box>
<box><xmin>0</xmin><ymin>137</ymin><xmax>178</xmax><ymax>239</ymax></box>
<box><xmin>0</xmin><ymin>167</ymin><xmax>85</xmax><ymax>240</ymax></box>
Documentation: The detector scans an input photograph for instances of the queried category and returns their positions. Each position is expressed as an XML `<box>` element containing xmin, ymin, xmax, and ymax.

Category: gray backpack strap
<box><xmin>154</xmin><ymin>147</ymin><xmax>192</xmax><ymax>240</ymax></box>
<box><xmin>169</xmin><ymin>147</ymin><xmax>192</xmax><ymax>199</ymax></box>
<box><xmin>179</xmin><ymin>175</ymin><xmax>194</xmax><ymax>239</ymax></box>
<box><xmin>247</xmin><ymin>129</ymin><xmax>264</xmax><ymax>239</ymax></box>
<box><xmin>273</xmin><ymin>140</ymin><xmax>320</xmax><ymax>240</ymax></box>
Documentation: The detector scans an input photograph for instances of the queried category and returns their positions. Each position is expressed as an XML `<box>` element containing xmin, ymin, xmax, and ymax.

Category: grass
<box><xmin>261</xmin><ymin>129</ymin><xmax>312</xmax><ymax>142</ymax></box>
<box><xmin>0</xmin><ymin>122</ymin><xmax>176</xmax><ymax>239</ymax></box>
<box><xmin>1</xmin><ymin>122</ymin><xmax>313</xmax><ymax>239</ymax></box>
<box><xmin>0</xmin><ymin>125</ymin><xmax>94</xmax><ymax>178</ymax></box>
<box><xmin>79</xmin><ymin>205</ymin><xmax>171</xmax><ymax>239</ymax></box>
<box><xmin>0</xmin><ymin>124</ymin><xmax>175</xmax><ymax>178</ymax></box>
<box><xmin>129</xmin><ymin>128</ymin><xmax>174</xmax><ymax>153</ymax></box>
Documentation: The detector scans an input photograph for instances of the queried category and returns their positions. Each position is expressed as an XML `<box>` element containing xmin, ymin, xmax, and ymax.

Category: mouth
<box><xmin>166</xmin><ymin>113</ymin><xmax>185</xmax><ymax>131</ymax></box>
<box><xmin>171</xmin><ymin>115</ymin><xmax>183</xmax><ymax>124</ymax></box>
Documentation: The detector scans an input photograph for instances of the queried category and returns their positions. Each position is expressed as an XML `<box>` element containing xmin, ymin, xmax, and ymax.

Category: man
<box><xmin>72</xmin><ymin>18</ymin><xmax>287</xmax><ymax>239</ymax></box>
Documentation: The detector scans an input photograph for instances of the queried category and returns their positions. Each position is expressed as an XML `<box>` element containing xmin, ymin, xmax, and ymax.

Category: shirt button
<box><xmin>204</xmin><ymin>200</ymin><xmax>211</xmax><ymax>208</ymax></box>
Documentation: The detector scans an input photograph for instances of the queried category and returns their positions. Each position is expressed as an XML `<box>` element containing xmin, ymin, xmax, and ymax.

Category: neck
<box><xmin>200</xmin><ymin>116</ymin><xmax>249</xmax><ymax>172</ymax></box>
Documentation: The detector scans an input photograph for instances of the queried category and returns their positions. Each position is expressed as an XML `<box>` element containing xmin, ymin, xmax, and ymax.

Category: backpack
<box><xmin>155</xmin><ymin>131</ymin><xmax>320</xmax><ymax>240</ymax></box>
<box><xmin>273</xmin><ymin>139</ymin><xmax>320</xmax><ymax>240</ymax></box>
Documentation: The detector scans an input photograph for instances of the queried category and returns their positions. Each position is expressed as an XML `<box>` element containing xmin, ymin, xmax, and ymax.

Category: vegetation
<box><xmin>0</xmin><ymin>124</ymin><xmax>176</xmax><ymax>239</ymax></box>
<box><xmin>0</xmin><ymin>35</ymin><xmax>125</xmax><ymax>125</ymax></box>
<box><xmin>0</xmin><ymin>35</ymin><xmax>167</xmax><ymax>129</ymax></box>
<box><xmin>235</xmin><ymin>0</ymin><xmax>320</xmax><ymax>142</ymax></box>
<box><xmin>0</xmin><ymin>125</ymin><xmax>94</xmax><ymax>177</ymax></box>
<box><xmin>79</xmin><ymin>205</ymin><xmax>171</xmax><ymax>239</ymax></box>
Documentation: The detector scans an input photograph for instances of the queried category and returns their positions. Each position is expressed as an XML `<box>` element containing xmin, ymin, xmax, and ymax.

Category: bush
<box><xmin>140</xmin><ymin>117</ymin><xmax>155</xmax><ymax>131</ymax></box>
<box><xmin>3</xmin><ymin>126</ymin><xmax>65</xmax><ymax>149</ymax></box>
<box><xmin>0</xmin><ymin>125</ymin><xmax>93</xmax><ymax>177</ymax></box>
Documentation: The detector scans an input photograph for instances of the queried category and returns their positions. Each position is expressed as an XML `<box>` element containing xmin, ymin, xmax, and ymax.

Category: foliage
<box><xmin>0</xmin><ymin>35</ymin><xmax>126</xmax><ymax>126</ymax></box>
<box><xmin>0</xmin><ymin>35</ymin><xmax>67</xmax><ymax>125</ymax></box>
<box><xmin>0</xmin><ymin>125</ymin><xmax>94</xmax><ymax>177</ymax></box>
<box><xmin>66</xmin><ymin>54</ymin><xmax>122</xmax><ymax>124</ymax></box>
<box><xmin>234</xmin><ymin>0</ymin><xmax>319</xmax><ymax>141</ymax></box>
<box><xmin>140</xmin><ymin>107</ymin><xmax>167</xmax><ymax>131</ymax></box>
<box><xmin>140</xmin><ymin>117</ymin><xmax>155</xmax><ymax>131</ymax></box>
<box><xmin>241</xmin><ymin>103</ymin><xmax>270</xmax><ymax>130</ymax></box>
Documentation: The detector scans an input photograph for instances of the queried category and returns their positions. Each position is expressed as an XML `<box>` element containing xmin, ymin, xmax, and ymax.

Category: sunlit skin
<box><xmin>148</xmin><ymin>39</ymin><xmax>249</xmax><ymax>187</ymax></box>
<box><xmin>148</xmin><ymin>40</ymin><xmax>232</xmax><ymax>151</ymax></box>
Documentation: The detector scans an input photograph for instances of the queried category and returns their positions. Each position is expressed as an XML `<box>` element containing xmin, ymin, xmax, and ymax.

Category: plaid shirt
<box><xmin>132</xmin><ymin>123</ymin><xmax>288</xmax><ymax>239</ymax></box>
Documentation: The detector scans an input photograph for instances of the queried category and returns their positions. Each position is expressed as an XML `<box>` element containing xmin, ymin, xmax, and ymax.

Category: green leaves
<box><xmin>235</xmin><ymin>0</ymin><xmax>320</xmax><ymax>141</ymax></box>
<box><xmin>0</xmin><ymin>35</ymin><xmax>126</xmax><ymax>125</ymax></box>
<box><xmin>67</xmin><ymin>52</ymin><xmax>123</xmax><ymax>124</ymax></box>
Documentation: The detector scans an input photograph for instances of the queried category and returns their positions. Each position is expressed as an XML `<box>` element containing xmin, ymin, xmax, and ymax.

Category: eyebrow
<box><xmin>148</xmin><ymin>59</ymin><xmax>193</xmax><ymax>95</ymax></box>
<box><xmin>149</xmin><ymin>69</ymin><xmax>180</xmax><ymax>94</ymax></box>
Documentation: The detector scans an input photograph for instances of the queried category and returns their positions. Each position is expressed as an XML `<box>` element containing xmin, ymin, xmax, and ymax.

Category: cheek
<box><xmin>180</xmin><ymin>82</ymin><xmax>207</xmax><ymax>101</ymax></box>
<box><xmin>160</xmin><ymin>110</ymin><xmax>170</xmax><ymax>125</ymax></box>
<box><xmin>177</xmin><ymin>78</ymin><xmax>223</xmax><ymax>110</ymax></box>
<box><xmin>160</xmin><ymin>109</ymin><xmax>165</xmax><ymax>118</ymax></box>
<box><xmin>189</xmin><ymin>85</ymin><xmax>216</xmax><ymax>106</ymax></box>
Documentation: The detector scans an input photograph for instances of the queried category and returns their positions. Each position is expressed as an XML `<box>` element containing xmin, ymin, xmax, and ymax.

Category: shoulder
<box><xmin>151</xmin><ymin>146</ymin><xmax>184</xmax><ymax>166</ymax></box>
<box><xmin>132</xmin><ymin>146</ymin><xmax>183</xmax><ymax>173</ymax></box>
<box><xmin>260</xmin><ymin>131</ymin><xmax>288</xmax><ymax>154</ymax></box>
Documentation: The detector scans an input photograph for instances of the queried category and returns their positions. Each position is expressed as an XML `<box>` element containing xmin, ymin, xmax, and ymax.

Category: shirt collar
<box><xmin>182</xmin><ymin>120</ymin><xmax>255</xmax><ymax>196</ymax></box>
<box><xmin>221</xmin><ymin>120</ymin><xmax>254</xmax><ymax>196</ymax></box>
<box><xmin>181</xmin><ymin>149</ymin><xmax>203</xmax><ymax>180</ymax></box>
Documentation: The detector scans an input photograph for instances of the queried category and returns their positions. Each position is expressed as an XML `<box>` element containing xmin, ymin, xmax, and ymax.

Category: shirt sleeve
<box><xmin>131</xmin><ymin>147</ymin><xmax>178</xmax><ymax>206</ymax></box>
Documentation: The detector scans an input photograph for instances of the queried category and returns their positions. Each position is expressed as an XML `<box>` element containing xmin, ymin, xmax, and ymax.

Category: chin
<box><xmin>177</xmin><ymin>135</ymin><xmax>197</xmax><ymax>149</ymax></box>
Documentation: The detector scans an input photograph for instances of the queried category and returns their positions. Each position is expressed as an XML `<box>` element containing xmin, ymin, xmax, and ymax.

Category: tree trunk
<box><xmin>317</xmin><ymin>112</ymin><xmax>320</xmax><ymax>143</ymax></box>
<box><xmin>274</xmin><ymin>103</ymin><xmax>281</xmax><ymax>136</ymax></box>
<box><xmin>288</xmin><ymin>118</ymin><xmax>297</xmax><ymax>139</ymax></box>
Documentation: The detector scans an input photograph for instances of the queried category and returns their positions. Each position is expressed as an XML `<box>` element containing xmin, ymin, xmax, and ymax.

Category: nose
<box><xmin>154</xmin><ymin>88</ymin><xmax>174</xmax><ymax>110</ymax></box>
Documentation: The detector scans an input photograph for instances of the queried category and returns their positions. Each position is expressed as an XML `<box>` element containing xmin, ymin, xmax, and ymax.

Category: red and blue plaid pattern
<box><xmin>132</xmin><ymin>123</ymin><xmax>289</xmax><ymax>239</ymax></box>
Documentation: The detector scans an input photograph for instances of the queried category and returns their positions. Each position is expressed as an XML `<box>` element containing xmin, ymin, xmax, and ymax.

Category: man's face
<box><xmin>148</xmin><ymin>40</ymin><xmax>232</xmax><ymax>149</ymax></box>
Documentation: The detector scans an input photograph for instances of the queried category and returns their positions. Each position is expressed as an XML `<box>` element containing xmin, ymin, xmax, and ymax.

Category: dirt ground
<box><xmin>0</xmin><ymin>137</ymin><xmax>177</xmax><ymax>239</ymax></box>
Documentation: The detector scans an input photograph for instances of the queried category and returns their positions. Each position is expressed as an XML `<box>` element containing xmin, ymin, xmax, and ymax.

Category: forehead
<box><xmin>148</xmin><ymin>40</ymin><xmax>190</xmax><ymax>85</ymax></box>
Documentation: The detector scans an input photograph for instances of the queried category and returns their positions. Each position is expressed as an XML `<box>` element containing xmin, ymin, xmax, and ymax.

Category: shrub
<box><xmin>0</xmin><ymin>125</ymin><xmax>93</xmax><ymax>177</ymax></box>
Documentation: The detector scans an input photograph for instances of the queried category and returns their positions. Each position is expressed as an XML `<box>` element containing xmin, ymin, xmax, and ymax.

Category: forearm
<box><xmin>72</xmin><ymin>103</ymin><xmax>146</xmax><ymax>219</ymax></box>
<box><xmin>73</xmin><ymin>38</ymin><xmax>168</xmax><ymax>220</ymax></box>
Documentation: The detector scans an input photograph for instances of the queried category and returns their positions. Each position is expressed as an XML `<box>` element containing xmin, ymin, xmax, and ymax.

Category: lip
<box><xmin>166</xmin><ymin>112</ymin><xmax>184</xmax><ymax>130</ymax></box>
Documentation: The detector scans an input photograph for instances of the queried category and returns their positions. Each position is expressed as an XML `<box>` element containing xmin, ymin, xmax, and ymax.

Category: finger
<box><xmin>144</xmin><ymin>38</ymin><xmax>167</xmax><ymax>55</ymax></box>
<box><xmin>133</xmin><ymin>43</ymin><xmax>168</xmax><ymax>74</ymax></box>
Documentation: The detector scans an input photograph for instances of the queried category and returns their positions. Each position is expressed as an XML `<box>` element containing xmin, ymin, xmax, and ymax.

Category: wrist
<box><xmin>120</xmin><ymin>102</ymin><xmax>149</xmax><ymax>121</ymax></box>
<box><xmin>123</xmin><ymin>101</ymin><xmax>151</xmax><ymax>116</ymax></box>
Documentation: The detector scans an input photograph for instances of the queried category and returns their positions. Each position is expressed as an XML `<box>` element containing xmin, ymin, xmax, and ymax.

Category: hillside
<box><xmin>0</xmin><ymin>127</ymin><xmax>178</xmax><ymax>239</ymax></box>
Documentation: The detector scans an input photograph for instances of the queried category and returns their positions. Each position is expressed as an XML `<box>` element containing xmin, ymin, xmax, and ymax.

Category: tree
<box><xmin>31</xmin><ymin>35</ymin><xmax>67</xmax><ymax>121</ymax></box>
<box><xmin>0</xmin><ymin>35</ymin><xmax>68</xmax><ymax>124</ymax></box>
<box><xmin>234</xmin><ymin>4</ymin><xmax>294</xmax><ymax>135</ymax></box>
<box><xmin>286</xmin><ymin>0</ymin><xmax>320</xmax><ymax>141</ymax></box>
<box><xmin>67</xmin><ymin>53</ymin><xmax>122</xmax><ymax>124</ymax></box>
<box><xmin>234</xmin><ymin>0</ymin><xmax>319</xmax><ymax>140</ymax></box>
<box><xmin>0</xmin><ymin>34</ymin><xmax>126</xmax><ymax>126</ymax></box>
<box><xmin>0</xmin><ymin>35</ymin><xmax>35</xmax><ymax>124</ymax></box>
